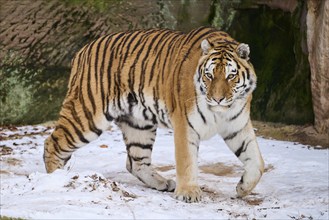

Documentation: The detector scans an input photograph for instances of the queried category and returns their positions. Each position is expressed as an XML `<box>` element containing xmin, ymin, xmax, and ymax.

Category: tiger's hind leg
<box><xmin>44</xmin><ymin>100</ymin><xmax>110</xmax><ymax>173</ymax></box>
<box><xmin>118</xmin><ymin>119</ymin><xmax>175</xmax><ymax>192</ymax></box>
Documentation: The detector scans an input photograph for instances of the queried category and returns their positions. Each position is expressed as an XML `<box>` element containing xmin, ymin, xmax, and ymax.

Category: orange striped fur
<box><xmin>44</xmin><ymin>27</ymin><xmax>264</xmax><ymax>202</ymax></box>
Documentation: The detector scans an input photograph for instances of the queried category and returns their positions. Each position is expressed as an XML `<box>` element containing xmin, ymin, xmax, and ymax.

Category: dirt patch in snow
<box><xmin>253</xmin><ymin>121</ymin><xmax>329</xmax><ymax>148</ymax></box>
<box><xmin>156</xmin><ymin>165</ymin><xmax>175</xmax><ymax>172</ymax></box>
<box><xmin>200</xmin><ymin>163</ymin><xmax>241</xmax><ymax>177</ymax></box>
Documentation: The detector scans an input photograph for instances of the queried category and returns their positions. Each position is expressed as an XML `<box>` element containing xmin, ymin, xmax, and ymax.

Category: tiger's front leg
<box><xmin>223</xmin><ymin>120</ymin><xmax>264</xmax><ymax>197</ymax></box>
<box><xmin>173</xmin><ymin>121</ymin><xmax>202</xmax><ymax>203</ymax></box>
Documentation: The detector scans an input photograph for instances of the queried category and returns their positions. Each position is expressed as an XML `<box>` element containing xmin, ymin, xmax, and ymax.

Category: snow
<box><xmin>0</xmin><ymin>125</ymin><xmax>328</xmax><ymax>219</ymax></box>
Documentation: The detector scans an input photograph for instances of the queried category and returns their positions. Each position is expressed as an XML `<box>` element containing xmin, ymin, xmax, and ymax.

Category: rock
<box><xmin>306</xmin><ymin>0</ymin><xmax>329</xmax><ymax>134</ymax></box>
<box><xmin>0</xmin><ymin>0</ymin><xmax>325</xmax><ymax>130</ymax></box>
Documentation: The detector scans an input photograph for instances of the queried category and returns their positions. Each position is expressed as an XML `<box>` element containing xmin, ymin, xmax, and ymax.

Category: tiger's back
<box><xmin>44</xmin><ymin>27</ymin><xmax>264</xmax><ymax>203</ymax></box>
<box><xmin>65</xmin><ymin>29</ymin><xmax>181</xmax><ymax>127</ymax></box>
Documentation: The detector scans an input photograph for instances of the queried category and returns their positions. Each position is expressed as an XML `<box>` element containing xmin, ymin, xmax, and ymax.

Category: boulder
<box><xmin>306</xmin><ymin>0</ymin><xmax>329</xmax><ymax>134</ymax></box>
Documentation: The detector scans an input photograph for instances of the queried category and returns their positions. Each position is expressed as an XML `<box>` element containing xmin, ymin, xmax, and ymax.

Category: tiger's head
<box><xmin>196</xmin><ymin>38</ymin><xmax>257</xmax><ymax>112</ymax></box>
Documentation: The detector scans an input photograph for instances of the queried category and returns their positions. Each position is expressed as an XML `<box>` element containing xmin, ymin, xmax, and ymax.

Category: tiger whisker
<box><xmin>184</xmin><ymin>95</ymin><xmax>203</xmax><ymax>103</ymax></box>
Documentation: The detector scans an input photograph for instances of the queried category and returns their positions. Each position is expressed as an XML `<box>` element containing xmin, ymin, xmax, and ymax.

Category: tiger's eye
<box><xmin>205</xmin><ymin>72</ymin><xmax>213</xmax><ymax>80</ymax></box>
<box><xmin>227</xmin><ymin>74</ymin><xmax>235</xmax><ymax>80</ymax></box>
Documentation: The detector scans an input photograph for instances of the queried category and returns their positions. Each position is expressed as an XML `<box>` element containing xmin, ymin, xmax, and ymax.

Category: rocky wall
<box><xmin>0</xmin><ymin>0</ymin><xmax>322</xmax><ymax>130</ymax></box>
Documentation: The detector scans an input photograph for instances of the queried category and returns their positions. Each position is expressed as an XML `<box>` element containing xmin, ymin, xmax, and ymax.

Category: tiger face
<box><xmin>197</xmin><ymin>39</ymin><xmax>257</xmax><ymax>112</ymax></box>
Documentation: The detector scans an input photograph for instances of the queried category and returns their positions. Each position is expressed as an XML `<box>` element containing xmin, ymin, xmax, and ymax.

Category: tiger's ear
<box><xmin>201</xmin><ymin>39</ymin><xmax>212</xmax><ymax>55</ymax></box>
<box><xmin>237</xmin><ymin>43</ymin><xmax>250</xmax><ymax>60</ymax></box>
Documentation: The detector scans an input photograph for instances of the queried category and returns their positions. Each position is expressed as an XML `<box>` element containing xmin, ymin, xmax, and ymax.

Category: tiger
<box><xmin>44</xmin><ymin>26</ymin><xmax>264</xmax><ymax>203</ymax></box>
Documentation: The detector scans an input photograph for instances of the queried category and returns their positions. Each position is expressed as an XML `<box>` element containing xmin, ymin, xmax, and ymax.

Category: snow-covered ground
<box><xmin>0</xmin><ymin>124</ymin><xmax>328</xmax><ymax>219</ymax></box>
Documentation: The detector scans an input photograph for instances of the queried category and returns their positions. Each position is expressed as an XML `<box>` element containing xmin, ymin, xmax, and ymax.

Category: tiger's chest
<box><xmin>187</xmin><ymin>98</ymin><xmax>249</xmax><ymax>140</ymax></box>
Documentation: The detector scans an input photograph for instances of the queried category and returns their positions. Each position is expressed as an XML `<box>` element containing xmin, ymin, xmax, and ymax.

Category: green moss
<box><xmin>0</xmin><ymin>65</ymin><xmax>68</xmax><ymax>125</ymax></box>
<box><xmin>209</xmin><ymin>0</ymin><xmax>240</xmax><ymax>31</ymax></box>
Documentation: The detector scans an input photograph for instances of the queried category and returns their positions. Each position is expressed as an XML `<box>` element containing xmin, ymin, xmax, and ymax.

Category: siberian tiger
<box><xmin>44</xmin><ymin>27</ymin><xmax>264</xmax><ymax>202</ymax></box>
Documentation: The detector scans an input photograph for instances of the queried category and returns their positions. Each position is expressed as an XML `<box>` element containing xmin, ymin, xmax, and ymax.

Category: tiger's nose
<box><xmin>213</xmin><ymin>97</ymin><xmax>225</xmax><ymax>104</ymax></box>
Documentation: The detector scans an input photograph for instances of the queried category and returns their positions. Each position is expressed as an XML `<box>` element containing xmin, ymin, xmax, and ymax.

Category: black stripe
<box><xmin>185</xmin><ymin>112</ymin><xmax>201</xmax><ymax>140</ymax></box>
<box><xmin>60</xmin><ymin>116</ymin><xmax>90</xmax><ymax>144</ymax></box>
<box><xmin>118</xmin><ymin>31</ymin><xmax>142</xmax><ymax>71</ymax></box>
<box><xmin>127</xmin><ymin>33</ymin><xmax>150</xmax><ymax>96</ymax></box>
<box><xmin>126</xmin><ymin>33</ymin><xmax>158</xmax><ymax>113</ymax></box>
<box><xmin>148</xmin><ymin>31</ymin><xmax>174</xmax><ymax>84</ymax></box>
<box><xmin>181</xmin><ymin>28</ymin><xmax>217</xmax><ymax>63</ymax></box>
<box><xmin>182</xmin><ymin>27</ymin><xmax>208</xmax><ymax>46</ymax></box>
<box><xmin>50</xmin><ymin>134</ymin><xmax>62</xmax><ymax>153</ymax></box>
<box><xmin>131</xmin><ymin>29</ymin><xmax>157</xmax><ymax>54</ymax></box>
<box><xmin>161</xmin><ymin>34</ymin><xmax>182</xmax><ymax>85</ymax></box>
<box><xmin>62</xmin><ymin>133</ymin><xmax>78</xmax><ymax>150</ymax></box>
<box><xmin>94</xmin><ymin>37</ymin><xmax>106</xmax><ymax>93</ymax></box>
<box><xmin>127</xmin><ymin>92</ymin><xmax>138</xmax><ymax>113</ymax></box>
<box><xmin>104</xmin><ymin>33</ymin><xmax>126</xmax><ymax>108</ymax></box>
<box><xmin>224</xmin><ymin>39</ymin><xmax>238</xmax><ymax>45</ymax></box>
<box><xmin>153</xmin><ymin>30</ymin><xmax>172</xmax><ymax>52</ymax></box>
<box><xmin>242</xmin><ymin>70</ymin><xmax>246</xmax><ymax>84</ymax></box>
<box><xmin>100</xmin><ymin>35</ymin><xmax>114</xmax><ymax>118</ymax></box>
<box><xmin>111</xmin><ymin>33</ymin><xmax>127</xmax><ymax>111</ymax></box>
<box><xmin>55</xmin><ymin>125</ymin><xmax>76</xmax><ymax>147</ymax></box>
<box><xmin>77</xmin><ymin>64</ymin><xmax>103</xmax><ymax>139</ymax></box>
<box><xmin>223</xmin><ymin>119</ymin><xmax>249</xmax><ymax>141</ymax></box>
<box><xmin>86</xmin><ymin>40</ymin><xmax>98</xmax><ymax>114</ymax></box>
<box><xmin>85</xmin><ymin>110</ymin><xmax>103</xmax><ymax>136</ymax></box>
<box><xmin>239</xmin><ymin>176</ymin><xmax>244</xmax><ymax>184</ymax></box>
<box><xmin>78</xmin><ymin>44</ymin><xmax>90</xmax><ymax>97</ymax></box>
<box><xmin>69</xmin><ymin>44</ymin><xmax>89</xmax><ymax>90</ymax></box>
<box><xmin>107</xmin><ymin>38</ymin><xmax>116</xmax><ymax>108</ymax></box>
<box><xmin>229</xmin><ymin>103</ymin><xmax>246</xmax><ymax>121</ymax></box>
<box><xmin>139</xmin><ymin>31</ymin><xmax>166</xmax><ymax>101</ymax></box>
<box><xmin>117</xmin><ymin>117</ymin><xmax>155</xmax><ymax>131</ymax></box>
<box><xmin>235</xmin><ymin>140</ymin><xmax>245</xmax><ymax>157</ymax></box>
<box><xmin>156</xmin><ymin>34</ymin><xmax>182</xmax><ymax>110</ymax></box>
<box><xmin>50</xmin><ymin>134</ymin><xmax>73</xmax><ymax>153</ymax></box>
<box><xmin>246</xmin><ymin>68</ymin><xmax>250</xmax><ymax>80</ymax></box>
<box><xmin>223</xmin><ymin>130</ymin><xmax>239</xmax><ymax>141</ymax></box>
<box><xmin>130</xmin><ymin>156</ymin><xmax>149</xmax><ymax>162</ymax></box>
<box><xmin>115</xmin><ymin>31</ymin><xmax>132</xmax><ymax>59</ymax></box>
<box><xmin>65</xmin><ymin>100</ymin><xmax>86</xmax><ymax>132</ymax></box>
<box><xmin>126</xmin><ymin>142</ymin><xmax>153</xmax><ymax>150</ymax></box>
<box><xmin>235</xmin><ymin>139</ymin><xmax>252</xmax><ymax>157</ymax></box>
<box><xmin>152</xmin><ymin>88</ymin><xmax>159</xmax><ymax>115</ymax></box>
<box><xmin>159</xmin><ymin>109</ymin><xmax>170</xmax><ymax>127</ymax></box>
<box><xmin>175</xmin><ymin>29</ymin><xmax>217</xmax><ymax>109</ymax></box>
<box><xmin>195</xmin><ymin>90</ymin><xmax>206</xmax><ymax>124</ymax></box>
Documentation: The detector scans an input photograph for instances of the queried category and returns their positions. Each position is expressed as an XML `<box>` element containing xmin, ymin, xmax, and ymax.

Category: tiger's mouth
<box><xmin>206</xmin><ymin>97</ymin><xmax>233</xmax><ymax>108</ymax></box>
<box><xmin>206</xmin><ymin>97</ymin><xmax>233</xmax><ymax>112</ymax></box>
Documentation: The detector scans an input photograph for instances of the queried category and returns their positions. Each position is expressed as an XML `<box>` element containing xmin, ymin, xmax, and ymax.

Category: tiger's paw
<box><xmin>174</xmin><ymin>185</ymin><xmax>202</xmax><ymax>203</ymax></box>
<box><xmin>236</xmin><ymin>173</ymin><xmax>261</xmax><ymax>198</ymax></box>
<box><xmin>236</xmin><ymin>182</ymin><xmax>252</xmax><ymax>198</ymax></box>
<box><xmin>157</xmin><ymin>179</ymin><xmax>176</xmax><ymax>192</ymax></box>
